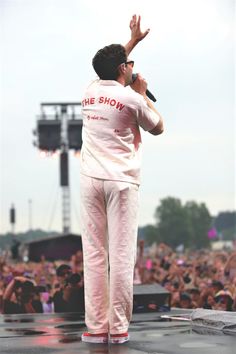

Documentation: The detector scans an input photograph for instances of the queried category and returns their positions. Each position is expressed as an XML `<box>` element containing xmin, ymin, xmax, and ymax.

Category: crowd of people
<box><xmin>135</xmin><ymin>241</ymin><xmax>236</xmax><ymax>311</ymax></box>
<box><xmin>0</xmin><ymin>250</ymin><xmax>84</xmax><ymax>314</ymax></box>
<box><xmin>1</xmin><ymin>243</ymin><xmax>236</xmax><ymax>314</ymax></box>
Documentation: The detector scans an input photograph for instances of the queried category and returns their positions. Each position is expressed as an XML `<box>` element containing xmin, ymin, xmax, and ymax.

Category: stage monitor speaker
<box><xmin>133</xmin><ymin>284</ymin><xmax>171</xmax><ymax>313</ymax></box>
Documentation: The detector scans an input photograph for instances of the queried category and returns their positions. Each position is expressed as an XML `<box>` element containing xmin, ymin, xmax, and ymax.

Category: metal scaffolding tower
<box><xmin>34</xmin><ymin>102</ymin><xmax>82</xmax><ymax>234</ymax></box>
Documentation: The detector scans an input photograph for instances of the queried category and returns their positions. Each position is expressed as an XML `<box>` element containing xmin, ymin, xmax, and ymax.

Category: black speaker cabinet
<box><xmin>133</xmin><ymin>284</ymin><xmax>171</xmax><ymax>312</ymax></box>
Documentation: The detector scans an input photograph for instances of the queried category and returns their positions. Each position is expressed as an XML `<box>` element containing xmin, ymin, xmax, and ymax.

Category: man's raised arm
<box><xmin>124</xmin><ymin>15</ymin><xmax>150</xmax><ymax>56</ymax></box>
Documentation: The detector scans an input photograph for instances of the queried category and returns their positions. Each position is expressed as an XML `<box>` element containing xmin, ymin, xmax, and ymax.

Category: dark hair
<box><xmin>92</xmin><ymin>44</ymin><xmax>127</xmax><ymax>80</ymax></box>
<box><xmin>215</xmin><ymin>295</ymin><xmax>233</xmax><ymax>311</ymax></box>
<box><xmin>15</xmin><ymin>280</ymin><xmax>35</xmax><ymax>293</ymax></box>
<box><xmin>189</xmin><ymin>288</ymin><xmax>200</xmax><ymax>295</ymax></box>
<box><xmin>66</xmin><ymin>273</ymin><xmax>81</xmax><ymax>285</ymax></box>
<box><xmin>180</xmin><ymin>292</ymin><xmax>191</xmax><ymax>301</ymax></box>
<box><xmin>56</xmin><ymin>264</ymin><xmax>72</xmax><ymax>277</ymax></box>
<box><xmin>183</xmin><ymin>274</ymin><xmax>191</xmax><ymax>284</ymax></box>
<box><xmin>211</xmin><ymin>280</ymin><xmax>224</xmax><ymax>290</ymax></box>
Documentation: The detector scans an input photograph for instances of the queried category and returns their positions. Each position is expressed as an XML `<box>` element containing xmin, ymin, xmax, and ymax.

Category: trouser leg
<box><xmin>105</xmin><ymin>180</ymin><xmax>139</xmax><ymax>334</ymax></box>
<box><xmin>80</xmin><ymin>175</ymin><xmax>109</xmax><ymax>333</ymax></box>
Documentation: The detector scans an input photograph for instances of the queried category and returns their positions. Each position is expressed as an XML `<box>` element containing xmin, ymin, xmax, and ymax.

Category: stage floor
<box><xmin>0</xmin><ymin>310</ymin><xmax>235</xmax><ymax>354</ymax></box>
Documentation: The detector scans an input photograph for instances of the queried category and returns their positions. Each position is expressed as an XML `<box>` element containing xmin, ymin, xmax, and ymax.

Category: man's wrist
<box><xmin>125</xmin><ymin>38</ymin><xmax>139</xmax><ymax>55</ymax></box>
<box><xmin>130</xmin><ymin>37</ymin><xmax>140</xmax><ymax>45</ymax></box>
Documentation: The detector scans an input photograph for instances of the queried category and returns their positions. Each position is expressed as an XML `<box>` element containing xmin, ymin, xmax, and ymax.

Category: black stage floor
<box><xmin>0</xmin><ymin>310</ymin><xmax>235</xmax><ymax>354</ymax></box>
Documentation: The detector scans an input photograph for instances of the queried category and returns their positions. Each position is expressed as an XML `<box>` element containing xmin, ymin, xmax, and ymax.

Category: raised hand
<box><xmin>125</xmin><ymin>15</ymin><xmax>150</xmax><ymax>56</ymax></box>
<box><xmin>129</xmin><ymin>15</ymin><xmax>150</xmax><ymax>43</ymax></box>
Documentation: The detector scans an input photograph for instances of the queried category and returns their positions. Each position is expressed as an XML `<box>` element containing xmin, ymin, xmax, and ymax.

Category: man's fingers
<box><xmin>137</xmin><ymin>15</ymin><xmax>141</xmax><ymax>28</ymax></box>
<box><xmin>130</xmin><ymin>14</ymin><xmax>136</xmax><ymax>29</ymax></box>
<box><xmin>129</xmin><ymin>14</ymin><xmax>150</xmax><ymax>39</ymax></box>
<box><xmin>143</xmin><ymin>29</ymin><xmax>150</xmax><ymax>38</ymax></box>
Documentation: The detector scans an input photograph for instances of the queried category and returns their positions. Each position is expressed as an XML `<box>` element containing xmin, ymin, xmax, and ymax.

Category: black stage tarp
<box><xmin>0</xmin><ymin>310</ymin><xmax>235</xmax><ymax>354</ymax></box>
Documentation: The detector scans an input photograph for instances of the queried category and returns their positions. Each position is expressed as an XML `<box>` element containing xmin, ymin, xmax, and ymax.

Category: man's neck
<box><xmin>116</xmin><ymin>76</ymin><xmax>125</xmax><ymax>86</ymax></box>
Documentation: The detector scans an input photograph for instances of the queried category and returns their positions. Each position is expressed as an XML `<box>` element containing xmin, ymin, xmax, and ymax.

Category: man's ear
<box><xmin>118</xmin><ymin>63</ymin><xmax>126</xmax><ymax>75</ymax></box>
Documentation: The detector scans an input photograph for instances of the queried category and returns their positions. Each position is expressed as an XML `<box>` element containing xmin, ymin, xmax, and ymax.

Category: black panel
<box><xmin>37</xmin><ymin>120</ymin><xmax>61</xmax><ymax>150</ymax></box>
<box><xmin>60</xmin><ymin>151</ymin><xmax>69</xmax><ymax>186</ymax></box>
<box><xmin>67</xmin><ymin>120</ymin><xmax>83</xmax><ymax>150</ymax></box>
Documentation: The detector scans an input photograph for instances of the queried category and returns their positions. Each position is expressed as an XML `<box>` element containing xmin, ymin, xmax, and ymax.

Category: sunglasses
<box><xmin>125</xmin><ymin>60</ymin><xmax>134</xmax><ymax>68</ymax></box>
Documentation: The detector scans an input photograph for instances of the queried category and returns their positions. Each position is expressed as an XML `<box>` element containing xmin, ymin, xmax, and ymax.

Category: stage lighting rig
<box><xmin>34</xmin><ymin>102</ymin><xmax>82</xmax><ymax>233</ymax></box>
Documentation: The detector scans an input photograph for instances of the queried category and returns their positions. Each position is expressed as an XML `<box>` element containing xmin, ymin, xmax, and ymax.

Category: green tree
<box><xmin>214</xmin><ymin>212</ymin><xmax>236</xmax><ymax>240</ymax></box>
<box><xmin>154</xmin><ymin>197</ymin><xmax>192</xmax><ymax>248</ymax></box>
<box><xmin>140</xmin><ymin>224</ymin><xmax>159</xmax><ymax>246</ymax></box>
<box><xmin>153</xmin><ymin>197</ymin><xmax>212</xmax><ymax>249</ymax></box>
<box><xmin>214</xmin><ymin>211</ymin><xmax>236</xmax><ymax>231</ymax></box>
<box><xmin>184</xmin><ymin>201</ymin><xmax>212</xmax><ymax>248</ymax></box>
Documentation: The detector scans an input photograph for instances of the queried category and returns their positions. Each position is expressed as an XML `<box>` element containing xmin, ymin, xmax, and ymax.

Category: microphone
<box><xmin>132</xmin><ymin>73</ymin><xmax>157</xmax><ymax>102</ymax></box>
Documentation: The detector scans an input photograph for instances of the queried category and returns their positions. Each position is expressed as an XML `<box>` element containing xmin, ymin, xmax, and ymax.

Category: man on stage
<box><xmin>80</xmin><ymin>15</ymin><xmax>164</xmax><ymax>344</ymax></box>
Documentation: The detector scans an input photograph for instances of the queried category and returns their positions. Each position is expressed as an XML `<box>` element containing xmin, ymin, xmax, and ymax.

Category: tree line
<box><xmin>141</xmin><ymin>197</ymin><xmax>236</xmax><ymax>249</ymax></box>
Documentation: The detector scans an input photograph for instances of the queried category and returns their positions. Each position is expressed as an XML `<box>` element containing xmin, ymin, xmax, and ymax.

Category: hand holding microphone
<box><xmin>131</xmin><ymin>73</ymin><xmax>157</xmax><ymax>102</ymax></box>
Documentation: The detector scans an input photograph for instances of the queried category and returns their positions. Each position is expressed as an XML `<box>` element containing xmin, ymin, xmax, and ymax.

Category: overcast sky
<box><xmin>0</xmin><ymin>0</ymin><xmax>235</xmax><ymax>234</ymax></box>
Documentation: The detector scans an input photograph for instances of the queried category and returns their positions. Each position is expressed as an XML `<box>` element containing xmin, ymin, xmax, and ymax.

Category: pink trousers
<box><xmin>80</xmin><ymin>174</ymin><xmax>139</xmax><ymax>334</ymax></box>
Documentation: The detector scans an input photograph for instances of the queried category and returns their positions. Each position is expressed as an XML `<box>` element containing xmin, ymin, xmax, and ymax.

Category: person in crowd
<box><xmin>188</xmin><ymin>288</ymin><xmax>201</xmax><ymax>308</ymax></box>
<box><xmin>136</xmin><ymin>240</ymin><xmax>146</xmax><ymax>283</ymax></box>
<box><xmin>41</xmin><ymin>287</ymin><xmax>54</xmax><ymax>313</ymax></box>
<box><xmin>203</xmin><ymin>289</ymin><xmax>233</xmax><ymax>311</ymax></box>
<box><xmin>2</xmin><ymin>276</ymin><xmax>43</xmax><ymax>314</ymax></box>
<box><xmin>70</xmin><ymin>250</ymin><xmax>84</xmax><ymax>274</ymax></box>
<box><xmin>211</xmin><ymin>280</ymin><xmax>224</xmax><ymax>295</ymax></box>
<box><xmin>52</xmin><ymin>264</ymin><xmax>84</xmax><ymax>313</ymax></box>
<box><xmin>214</xmin><ymin>290</ymin><xmax>233</xmax><ymax>311</ymax></box>
<box><xmin>224</xmin><ymin>252</ymin><xmax>236</xmax><ymax>281</ymax></box>
<box><xmin>178</xmin><ymin>292</ymin><xmax>193</xmax><ymax>309</ymax></box>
